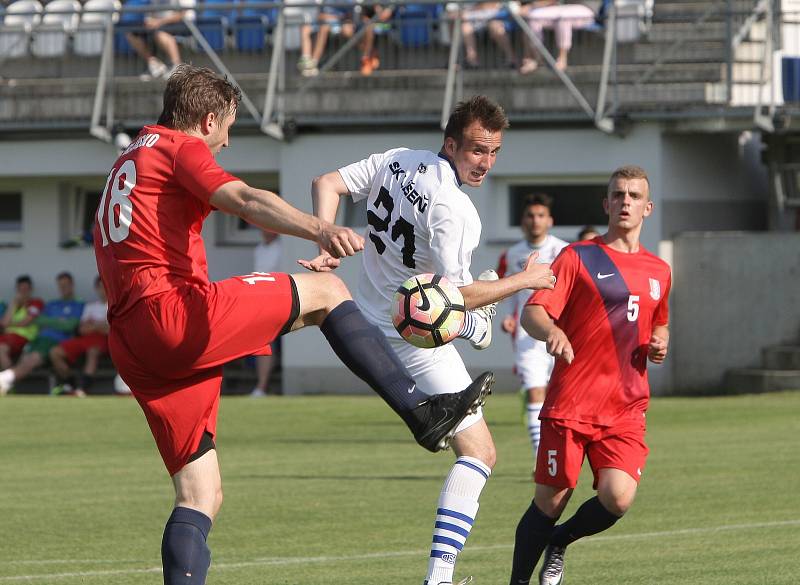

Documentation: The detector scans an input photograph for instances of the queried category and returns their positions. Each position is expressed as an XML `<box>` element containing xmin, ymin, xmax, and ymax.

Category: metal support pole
<box><xmin>441</xmin><ymin>10</ymin><xmax>463</xmax><ymax>130</ymax></box>
<box><xmin>262</xmin><ymin>6</ymin><xmax>286</xmax><ymax>140</ymax></box>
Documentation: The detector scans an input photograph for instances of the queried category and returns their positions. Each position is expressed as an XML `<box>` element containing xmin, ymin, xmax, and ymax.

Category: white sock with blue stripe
<box><xmin>457</xmin><ymin>311</ymin><xmax>488</xmax><ymax>344</ymax></box>
<box><xmin>527</xmin><ymin>402</ymin><xmax>543</xmax><ymax>461</ymax></box>
<box><xmin>425</xmin><ymin>456</ymin><xmax>491</xmax><ymax>584</ymax></box>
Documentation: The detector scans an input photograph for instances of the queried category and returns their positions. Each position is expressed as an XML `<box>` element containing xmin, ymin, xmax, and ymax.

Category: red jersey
<box><xmin>94</xmin><ymin>125</ymin><xmax>239</xmax><ymax>320</ymax></box>
<box><xmin>527</xmin><ymin>236</ymin><xmax>671</xmax><ymax>425</ymax></box>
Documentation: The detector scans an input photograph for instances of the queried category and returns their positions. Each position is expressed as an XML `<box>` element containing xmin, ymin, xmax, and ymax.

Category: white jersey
<box><xmin>499</xmin><ymin>234</ymin><xmax>568</xmax><ymax>340</ymax></box>
<box><xmin>80</xmin><ymin>300</ymin><xmax>108</xmax><ymax>324</ymax></box>
<box><xmin>338</xmin><ymin>147</ymin><xmax>481</xmax><ymax>338</ymax></box>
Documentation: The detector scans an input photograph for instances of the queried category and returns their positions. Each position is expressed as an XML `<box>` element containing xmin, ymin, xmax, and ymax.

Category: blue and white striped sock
<box><xmin>426</xmin><ymin>456</ymin><xmax>491</xmax><ymax>585</ymax></box>
<box><xmin>527</xmin><ymin>402</ymin><xmax>544</xmax><ymax>461</ymax></box>
<box><xmin>457</xmin><ymin>311</ymin><xmax>488</xmax><ymax>344</ymax></box>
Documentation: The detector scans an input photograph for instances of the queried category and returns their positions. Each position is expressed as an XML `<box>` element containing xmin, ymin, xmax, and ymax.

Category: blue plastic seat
<box><xmin>234</xmin><ymin>0</ymin><xmax>272</xmax><ymax>52</ymax></box>
<box><xmin>115</xmin><ymin>0</ymin><xmax>148</xmax><ymax>54</ymax></box>
<box><xmin>395</xmin><ymin>3</ymin><xmax>433</xmax><ymax>48</ymax></box>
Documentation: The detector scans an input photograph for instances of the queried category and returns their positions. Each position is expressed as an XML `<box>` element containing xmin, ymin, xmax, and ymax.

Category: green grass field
<box><xmin>0</xmin><ymin>391</ymin><xmax>798</xmax><ymax>584</ymax></box>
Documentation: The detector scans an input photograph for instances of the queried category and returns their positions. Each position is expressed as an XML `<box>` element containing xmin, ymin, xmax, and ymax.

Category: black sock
<box><xmin>550</xmin><ymin>496</ymin><xmax>621</xmax><ymax>548</ymax></box>
<box><xmin>320</xmin><ymin>301</ymin><xmax>428</xmax><ymax>418</ymax></box>
<box><xmin>509</xmin><ymin>500</ymin><xmax>557</xmax><ymax>585</ymax></box>
<box><xmin>161</xmin><ymin>507</ymin><xmax>212</xmax><ymax>585</ymax></box>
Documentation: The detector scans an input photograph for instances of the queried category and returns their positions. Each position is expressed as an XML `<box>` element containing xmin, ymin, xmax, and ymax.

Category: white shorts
<box><xmin>389</xmin><ymin>337</ymin><xmax>483</xmax><ymax>434</ymax></box>
<box><xmin>514</xmin><ymin>330</ymin><xmax>554</xmax><ymax>389</ymax></box>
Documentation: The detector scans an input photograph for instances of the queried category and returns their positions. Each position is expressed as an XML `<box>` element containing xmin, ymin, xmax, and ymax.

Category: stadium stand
<box><xmin>74</xmin><ymin>0</ymin><xmax>120</xmax><ymax>56</ymax></box>
<box><xmin>0</xmin><ymin>0</ymin><xmax>43</xmax><ymax>58</ymax></box>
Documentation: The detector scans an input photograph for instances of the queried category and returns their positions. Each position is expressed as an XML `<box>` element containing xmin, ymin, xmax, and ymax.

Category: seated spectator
<box><xmin>460</xmin><ymin>2</ymin><xmax>517</xmax><ymax>70</ymax></box>
<box><xmin>0</xmin><ymin>275</ymin><xmax>44</xmax><ymax>371</ymax></box>
<box><xmin>357</xmin><ymin>4</ymin><xmax>394</xmax><ymax>76</ymax></box>
<box><xmin>49</xmin><ymin>276</ymin><xmax>109</xmax><ymax>397</ymax></box>
<box><xmin>519</xmin><ymin>0</ymin><xmax>599</xmax><ymax>73</ymax></box>
<box><xmin>577</xmin><ymin>224</ymin><xmax>599</xmax><ymax>240</ymax></box>
<box><xmin>0</xmin><ymin>272</ymin><xmax>84</xmax><ymax>395</ymax></box>
<box><xmin>298</xmin><ymin>0</ymin><xmax>355</xmax><ymax>76</ymax></box>
<box><xmin>125</xmin><ymin>0</ymin><xmax>194</xmax><ymax>80</ymax></box>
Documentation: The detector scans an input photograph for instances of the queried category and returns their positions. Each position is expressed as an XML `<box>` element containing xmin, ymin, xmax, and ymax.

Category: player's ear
<box><xmin>643</xmin><ymin>198</ymin><xmax>654</xmax><ymax>217</ymax></box>
<box><xmin>201</xmin><ymin>112</ymin><xmax>216</xmax><ymax>136</ymax></box>
<box><xmin>602</xmin><ymin>195</ymin><xmax>610</xmax><ymax>216</ymax></box>
<box><xmin>443</xmin><ymin>136</ymin><xmax>456</xmax><ymax>157</ymax></box>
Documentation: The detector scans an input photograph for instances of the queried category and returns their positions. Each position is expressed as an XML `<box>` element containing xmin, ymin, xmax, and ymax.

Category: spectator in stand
<box><xmin>0</xmin><ymin>276</ymin><xmax>44</xmax><ymax>371</ymax></box>
<box><xmin>577</xmin><ymin>225</ymin><xmax>599</xmax><ymax>241</ymax></box>
<box><xmin>460</xmin><ymin>2</ymin><xmax>517</xmax><ymax>70</ymax></box>
<box><xmin>49</xmin><ymin>276</ymin><xmax>109</xmax><ymax>397</ymax></box>
<box><xmin>0</xmin><ymin>272</ymin><xmax>84</xmax><ymax>395</ymax></box>
<box><xmin>126</xmin><ymin>0</ymin><xmax>194</xmax><ymax>80</ymax></box>
<box><xmin>297</xmin><ymin>0</ymin><xmax>355</xmax><ymax>77</ymax></box>
<box><xmin>250</xmin><ymin>229</ymin><xmax>283</xmax><ymax>397</ymax></box>
<box><xmin>519</xmin><ymin>0</ymin><xmax>599</xmax><ymax>74</ymax></box>
<box><xmin>357</xmin><ymin>3</ymin><xmax>394</xmax><ymax>76</ymax></box>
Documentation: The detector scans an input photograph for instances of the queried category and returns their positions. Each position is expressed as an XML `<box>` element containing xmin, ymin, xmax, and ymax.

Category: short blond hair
<box><xmin>608</xmin><ymin>165</ymin><xmax>650</xmax><ymax>197</ymax></box>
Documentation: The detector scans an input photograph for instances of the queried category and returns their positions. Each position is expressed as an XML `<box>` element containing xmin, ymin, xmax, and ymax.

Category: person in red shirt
<box><xmin>508</xmin><ymin>165</ymin><xmax>671</xmax><ymax>585</ymax></box>
<box><xmin>90</xmin><ymin>65</ymin><xmax>492</xmax><ymax>585</ymax></box>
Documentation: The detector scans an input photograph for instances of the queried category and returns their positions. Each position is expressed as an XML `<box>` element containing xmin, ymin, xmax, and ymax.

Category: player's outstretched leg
<box><xmin>291</xmin><ymin>273</ymin><xmax>494</xmax><ymax>451</ymax></box>
<box><xmin>456</xmin><ymin>269</ymin><xmax>499</xmax><ymax>350</ymax></box>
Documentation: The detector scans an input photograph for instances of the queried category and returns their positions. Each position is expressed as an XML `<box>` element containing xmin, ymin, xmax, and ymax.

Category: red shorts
<box><xmin>59</xmin><ymin>333</ymin><xmax>109</xmax><ymax>363</ymax></box>
<box><xmin>0</xmin><ymin>333</ymin><xmax>28</xmax><ymax>357</ymax></box>
<box><xmin>535</xmin><ymin>417</ymin><xmax>649</xmax><ymax>489</ymax></box>
<box><xmin>108</xmin><ymin>273</ymin><xmax>299</xmax><ymax>476</ymax></box>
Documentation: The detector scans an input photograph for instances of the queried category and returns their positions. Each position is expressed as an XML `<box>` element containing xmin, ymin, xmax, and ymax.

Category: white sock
<box><xmin>426</xmin><ymin>456</ymin><xmax>491</xmax><ymax>585</ymax></box>
<box><xmin>457</xmin><ymin>311</ymin><xmax>488</xmax><ymax>344</ymax></box>
<box><xmin>0</xmin><ymin>369</ymin><xmax>16</xmax><ymax>393</ymax></box>
<box><xmin>527</xmin><ymin>402</ymin><xmax>543</xmax><ymax>461</ymax></box>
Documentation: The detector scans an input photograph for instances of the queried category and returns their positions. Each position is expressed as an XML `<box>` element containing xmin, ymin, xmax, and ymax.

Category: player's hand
<box><xmin>318</xmin><ymin>222</ymin><xmax>365</xmax><ymax>259</ymax></box>
<box><xmin>522</xmin><ymin>252</ymin><xmax>555</xmax><ymax>290</ymax></box>
<box><xmin>501</xmin><ymin>315</ymin><xmax>516</xmax><ymax>335</ymax></box>
<box><xmin>647</xmin><ymin>335</ymin><xmax>668</xmax><ymax>364</ymax></box>
<box><xmin>546</xmin><ymin>327</ymin><xmax>574</xmax><ymax>364</ymax></box>
<box><xmin>143</xmin><ymin>16</ymin><xmax>162</xmax><ymax>29</ymax></box>
<box><xmin>298</xmin><ymin>253</ymin><xmax>341</xmax><ymax>272</ymax></box>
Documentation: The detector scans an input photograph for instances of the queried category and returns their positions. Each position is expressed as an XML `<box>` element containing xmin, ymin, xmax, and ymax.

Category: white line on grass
<box><xmin>1</xmin><ymin>519</ymin><xmax>798</xmax><ymax>582</ymax></box>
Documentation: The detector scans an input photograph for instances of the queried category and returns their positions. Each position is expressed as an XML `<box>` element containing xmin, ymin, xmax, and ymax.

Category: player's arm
<box><xmin>209</xmin><ymin>180</ymin><xmax>363</xmax><ymax>260</ymax></box>
<box><xmin>648</xmin><ymin>324</ymin><xmax>669</xmax><ymax>364</ymax></box>
<box><xmin>459</xmin><ymin>252</ymin><xmax>555</xmax><ymax>310</ymax></box>
<box><xmin>298</xmin><ymin>171</ymin><xmax>353</xmax><ymax>271</ymax></box>
<box><xmin>521</xmin><ymin>304</ymin><xmax>574</xmax><ymax>364</ymax></box>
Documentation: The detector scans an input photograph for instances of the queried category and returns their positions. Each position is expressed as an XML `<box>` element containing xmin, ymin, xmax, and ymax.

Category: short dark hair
<box><xmin>56</xmin><ymin>271</ymin><xmax>73</xmax><ymax>282</ymax></box>
<box><xmin>16</xmin><ymin>275</ymin><xmax>32</xmax><ymax>287</ymax></box>
<box><xmin>157</xmin><ymin>65</ymin><xmax>242</xmax><ymax>131</ymax></box>
<box><xmin>608</xmin><ymin>165</ymin><xmax>650</xmax><ymax>195</ymax></box>
<box><xmin>578</xmin><ymin>225</ymin><xmax>598</xmax><ymax>240</ymax></box>
<box><xmin>521</xmin><ymin>193</ymin><xmax>553</xmax><ymax>214</ymax></box>
<box><xmin>444</xmin><ymin>95</ymin><xmax>509</xmax><ymax>145</ymax></box>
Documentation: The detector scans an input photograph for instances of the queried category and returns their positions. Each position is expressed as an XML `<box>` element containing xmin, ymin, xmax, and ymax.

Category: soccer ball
<box><xmin>392</xmin><ymin>273</ymin><xmax>466</xmax><ymax>348</ymax></box>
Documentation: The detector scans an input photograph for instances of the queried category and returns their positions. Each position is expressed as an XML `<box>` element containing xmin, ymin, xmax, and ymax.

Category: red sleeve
<box><xmin>173</xmin><ymin>139</ymin><xmax>240</xmax><ymax>202</ymax></box>
<box><xmin>27</xmin><ymin>298</ymin><xmax>44</xmax><ymax>316</ymax></box>
<box><xmin>653</xmin><ymin>271</ymin><xmax>671</xmax><ymax>326</ymax></box>
<box><xmin>496</xmin><ymin>250</ymin><xmax>508</xmax><ymax>278</ymax></box>
<box><xmin>526</xmin><ymin>246</ymin><xmax>580</xmax><ymax>321</ymax></box>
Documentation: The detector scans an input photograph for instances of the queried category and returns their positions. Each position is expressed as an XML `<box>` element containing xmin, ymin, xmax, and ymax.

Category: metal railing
<box><xmin>0</xmin><ymin>0</ymin><xmax>782</xmax><ymax>140</ymax></box>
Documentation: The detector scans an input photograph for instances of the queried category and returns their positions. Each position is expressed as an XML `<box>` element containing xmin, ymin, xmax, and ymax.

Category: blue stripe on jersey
<box><xmin>574</xmin><ymin>245</ymin><xmax>642</xmax><ymax>379</ymax></box>
<box><xmin>432</xmin><ymin>535</ymin><xmax>465</xmax><ymax>550</ymax></box>
<box><xmin>436</xmin><ymin>507</ymin><xmax>475</xmax><ymax>525</ymax></box>
<box><xmin>455</xmin><ymin>459</ymin><xmax>490</xmax><ymax>480</ymax></box>
<box><xmin>435</xmin><ymin>521</ymin><xmax>471</xmax><ymax>538</ymax></box>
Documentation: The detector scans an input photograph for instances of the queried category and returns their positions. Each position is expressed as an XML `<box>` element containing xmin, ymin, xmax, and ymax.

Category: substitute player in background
<box><xmin>306</xmin><ymin>96</ymin><xmax>555</xmax><ymax>585</ymax></box>
<box><xmin>508</xmin><ymin>166</ymin><xmax>671</xmax><ymax>585</ymax></box>
<box><xmin>92</xmin><ymin>65</ymin><xmax>492</xmax><ymax>585</ymax></box>
<box><xmin>497</xmin><ymin>193</ymin><xmax>567</xmax><ymax>467</ymax></box>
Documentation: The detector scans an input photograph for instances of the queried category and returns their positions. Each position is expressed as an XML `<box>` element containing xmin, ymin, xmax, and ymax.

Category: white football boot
<box><xmin>424</xmin><ymin>577</ymin><xmax>474</xmax><ymax>585</ymax></box>
<box><xmin>470</xmin><ymin>269</ymin><xmax>499</xmax><ymax>350</ymax></box>
<box><xmin>539</xmin><ymin>545</ymin><xmax>566</xmax><ymax>585</ymax></box>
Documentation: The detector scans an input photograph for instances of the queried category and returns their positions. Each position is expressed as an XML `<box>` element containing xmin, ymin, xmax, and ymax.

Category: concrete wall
<box><xmin>0</xmin><ymin>124</ymin><xmax>774</xmax><ymax>395</ymax></box>
<box><xmin>670</xmin><ymin>232</ymin><xmax>800</xmax><ymax>394</ymax></box>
